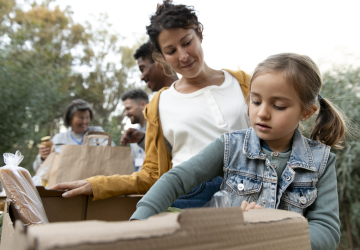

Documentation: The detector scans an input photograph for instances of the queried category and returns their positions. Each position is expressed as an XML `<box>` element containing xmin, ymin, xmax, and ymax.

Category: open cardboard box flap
<box><xmin>16</xmin><ymin>207</ymin><xmax>310</xmax><ymax>250</ymax></box>
<box><xmin>0</xmin><ymin>187</ymin><xmax>143</xmax><ymax>250</ymax></box>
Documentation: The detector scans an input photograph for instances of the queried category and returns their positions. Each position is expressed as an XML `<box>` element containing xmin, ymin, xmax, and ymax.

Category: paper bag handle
<box><xmin>83</xmin><ymin>131</ymin><xmax>112</xmax><ymax>146</ymax></box>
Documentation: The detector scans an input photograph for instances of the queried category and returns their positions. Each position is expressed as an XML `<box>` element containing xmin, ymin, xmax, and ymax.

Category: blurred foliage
<box><xmin>0</xmin><ymin>0</ymin><xmax>141</xmax><ymax>172</ymax></box>
<box><xmin>323</xmin><ymin>67</ymin><xmax>360</xmax><ymax>250</ymax></box>
<box><xmin>303</xmin><ymin>66</ymin><xmax>360</xmax><ymax>249</ymax></box>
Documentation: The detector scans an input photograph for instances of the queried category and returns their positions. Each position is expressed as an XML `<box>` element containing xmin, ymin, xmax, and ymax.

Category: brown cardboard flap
<box><xmin>177</xmin><ymin>206</ymin><xmax>244</xmax><ymax>230</ymax></box>
<box><xmin>244</xmin><ymin>208</ymin><xmax>306</xmax><ymax>223</ymax></box>
<box><xmin>27</xmin><ymin>213</ymin><xmax>181</xmax><ymax>250</ymax></box>
<box><xmin>25</xmin><ymin>207</ymin><xmax>310</xmax><ymax>250</ymax></box>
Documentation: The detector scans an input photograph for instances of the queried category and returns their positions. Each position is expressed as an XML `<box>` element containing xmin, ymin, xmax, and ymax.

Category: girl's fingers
<box><xmin>245</xmin><ymin>202</ymin><xmax>257</xmax><ymax>211</ymax></box>
<box><xmin>241</xmin><ymin>201</ymin><xmax>265</xmax><ymax>212</ymax></box>
<box><xmin>240</xmin><ymin>200</ymin><xmax>249</xmax><ymax>211</ymax></box>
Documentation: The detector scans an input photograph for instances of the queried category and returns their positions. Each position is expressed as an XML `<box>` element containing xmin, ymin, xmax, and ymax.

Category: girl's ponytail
<box><xmin>310</xmin><ymin>96</ymin><xmax>347</xmax><ymax>148</ymax></box>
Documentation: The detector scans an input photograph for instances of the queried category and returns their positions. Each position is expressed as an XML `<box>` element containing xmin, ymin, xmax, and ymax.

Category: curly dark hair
<box><xmin>63</xmin><ymin>99</ymin><xmax>93</xmax><ymax>127</ymax></box>
<box><xmin>146</xmin><ymin>1</ymin><xmax>203</xmax><ymax>54</ymax></box>
<box><xmin>121</xmin><ymin>89</ymin><xmax>149</xmax><ymax>104</ymax></box>
<box><xmin>133</xmin><ymin>41</ymin><xmax>154</xmax><ymax>63</ymax></box>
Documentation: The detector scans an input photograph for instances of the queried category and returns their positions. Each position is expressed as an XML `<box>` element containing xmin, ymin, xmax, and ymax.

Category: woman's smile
<box><xmin>181</xmin><ymin>60</ymin><xmax>195</xmax><ymax>69</ymax></box>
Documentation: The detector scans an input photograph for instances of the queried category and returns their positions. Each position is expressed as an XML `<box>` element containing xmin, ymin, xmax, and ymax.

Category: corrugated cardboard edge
<box><xmin>27</xmin><ymin>212</ymin><xmax>181</xmax><ymax>250</ymax></box>
<box><xmin>27</xmin><ymin>207</ymin><xmax>243</xmax><ymax>250</ymax></box>
<box><xmin>12</xmin><ymin>207</ymin><xmax>310</xmax><ymax>250</ymax></box>
<box><xmin>243</xmin><ymin>208</ymin><xmax>306</xmax><ymax>223</ymax></box>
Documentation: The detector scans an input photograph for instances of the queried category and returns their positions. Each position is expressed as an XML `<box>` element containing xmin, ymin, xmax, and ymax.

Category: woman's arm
<box><xmin>305</xmin><ymin>153</ymin><xmax>341</xmax><ymax>250</ymax></box>
<box><xmin>130</xmin><ymin>137</ymin><xmax>225</xmax><ymax>220</ymax></box>
<box><xmin>86</xmin><ymin>121</ymin><xmax>166</xmax><ymax>200</ymax></box>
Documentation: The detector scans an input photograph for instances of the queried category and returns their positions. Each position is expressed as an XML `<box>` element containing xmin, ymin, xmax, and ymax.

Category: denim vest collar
<box><xmin>243</xmin><ymin>127</ymin><xmax>317</xmax><ymax>171</ymax></box>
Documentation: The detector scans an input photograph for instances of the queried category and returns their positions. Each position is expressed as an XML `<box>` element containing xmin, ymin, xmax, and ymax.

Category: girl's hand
<box><xmin>240</xmin><ymin>201</ymin><xmax>265</xmax><ymax>211</ymax></box>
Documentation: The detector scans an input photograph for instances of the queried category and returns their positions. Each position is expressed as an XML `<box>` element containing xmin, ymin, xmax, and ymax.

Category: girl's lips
<box><xmin>256</xmin><ymin>123</ymin><xmax>271</xmax><ymax>132</ymax></box>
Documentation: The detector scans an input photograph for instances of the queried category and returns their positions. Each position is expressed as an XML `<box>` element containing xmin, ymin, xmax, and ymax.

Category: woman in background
<box><xmin>33</xmin><ymin>99</ymin><xmax>113</xmax><ymax>172</ymax></box>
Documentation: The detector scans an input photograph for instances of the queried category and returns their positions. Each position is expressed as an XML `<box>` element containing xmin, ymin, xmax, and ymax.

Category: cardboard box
<box><xmin>1</xmin><ymin>204</ymin><xmax>311</xmax><ymax>250</ymax></box>
<box><xmin>0</xmin><ymin>187</ymin><xmax>143</xmax><ymax>249</ymax></box>
<box><xmin>37</xmin><ymin>186</ymin><xmax>87</xmax><ymax>222</ymax></box>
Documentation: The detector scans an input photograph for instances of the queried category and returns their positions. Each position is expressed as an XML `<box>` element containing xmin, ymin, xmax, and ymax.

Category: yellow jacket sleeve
<box><xmin>86</xmin><ymin>89</ymin><xmax>172</xmax><ymax>200</ymax></box>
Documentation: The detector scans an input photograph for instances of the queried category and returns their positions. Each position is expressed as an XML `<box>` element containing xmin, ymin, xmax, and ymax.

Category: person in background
<box><xmin>121</xmin><ymin>89</ymin><xmax>149</xmax><ymax>172</ymax></box>
<box><xmin>33</xmin><ymin>99</ymin><xmax>114</xmax><ymax>172</ymax></box>
<box><xmin>50</xmin><ymin>2</ymin><xmax>250</xmax><ymax>209</ymax></box>
<box><xmin>120</xmin><ymin>41</ymin><xmax>177</xmax><ymax>148</ymax></box>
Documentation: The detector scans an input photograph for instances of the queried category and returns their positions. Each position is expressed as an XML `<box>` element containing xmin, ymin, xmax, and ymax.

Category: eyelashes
<box><xmin>164</xmin><ymin>39</ymin><xmax>192</xmax><ymax>55</ymax></box>
<box><xmin>251</xmin><ymin>101</ymin><xmax>287</xmax><ymax>110</ymax></box>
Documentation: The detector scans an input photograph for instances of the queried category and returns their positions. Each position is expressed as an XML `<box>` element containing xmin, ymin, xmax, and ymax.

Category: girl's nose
<box><xmin>257</xmin><ymin>105</ymin><xmax>270</xmax><ymax>119</ymax></box>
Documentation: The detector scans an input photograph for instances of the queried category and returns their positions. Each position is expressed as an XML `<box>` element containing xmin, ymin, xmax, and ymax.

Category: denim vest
<box><xmin>221</xmin><ymin>127</ymin><xmax>331</xmax><ymax>215</ymax></box>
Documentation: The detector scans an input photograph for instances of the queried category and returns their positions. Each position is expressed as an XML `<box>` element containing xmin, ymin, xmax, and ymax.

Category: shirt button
<box><xmin>300</xmin><ymin>196</ymin><xmax>307</xmax><ymax>205</ymax></box>
<box><xmin>273</xmin><ymin>152</ymin><xmax>279</xmax><ymax>157</ymax></box>
<box><xmin>286</xmin><ymin>176</ymin><xmax>291</xmax><ymax>181</ymax></box>
<box><xmin>273</xmin><ymin>164</ymin><xmax>277</xmax><ymax>169</ymax></box>
<box><xmin>262</xmin><ymin>200</ymin><xmax>266</xmax><ymax>205</ymax></box>
<box><xmin>237</xmin><ymin>183</ymin><xmax>244</xmax><ymax>191</ymax></box>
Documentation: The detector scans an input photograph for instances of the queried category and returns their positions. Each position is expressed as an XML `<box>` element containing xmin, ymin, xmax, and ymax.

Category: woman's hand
<box><xmin>49</xmin><ymin>180</ymin><xmax>93</xmax><ymax>198</ymax></box>
<box><xmin>240</xmin><ymin>201</ymin><xmax>265</xmax><ymax>211</ymax></box>
<box><xmin>39</xmin><ymin>145</ymin><xmax>51</xmax><ymax>161</ymax></box>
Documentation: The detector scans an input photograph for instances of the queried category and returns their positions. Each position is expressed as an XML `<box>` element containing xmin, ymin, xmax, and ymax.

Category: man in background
<box><xmin>121</xmin><ymin>89</ymin><xmax>148</xmax><ymax>172</ymax></box>
<box><xmin>120</xmin><ymin>41</ymin><xmax>177</xmax><ymax>148</ymax></box>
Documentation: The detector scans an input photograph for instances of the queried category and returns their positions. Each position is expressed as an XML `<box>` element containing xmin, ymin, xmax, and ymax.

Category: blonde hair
<box><xmin>251</xmin><ymin>53</ymin><xmax>348</xmax><ymax>148</ymax></box>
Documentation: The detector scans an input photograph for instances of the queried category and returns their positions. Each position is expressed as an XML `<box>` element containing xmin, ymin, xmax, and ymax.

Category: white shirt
<box><xmin>159</xmin><ymin>70</ymin><xmax>250</xmax><ymax>167</ymax></box>
<box><xmin>130</xmin><ymin>124</ymin><xmax>146</xmax><ymax>172</ymax></box>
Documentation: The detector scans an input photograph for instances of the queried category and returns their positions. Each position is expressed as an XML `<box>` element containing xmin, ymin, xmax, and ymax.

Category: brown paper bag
<box><xmin>55</xmin><ymin>132</ymin><xmax>132</xmax><ymax>184</ymax></box>
<box><xmin>46</xmin><ymin>153</ymin><xmax>60</xmax><ymax>187</ymax></box>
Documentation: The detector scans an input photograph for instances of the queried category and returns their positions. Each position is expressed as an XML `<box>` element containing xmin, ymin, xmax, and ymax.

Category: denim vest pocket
<box><xmin>279</xmin><ymin>185</ymin><xmax>317</xmax><ymax>215</ymax></box>
<box><xmin>225</xmin><ymin>175</ymin><xmax>262</xmax><ymax>195</ymax></box>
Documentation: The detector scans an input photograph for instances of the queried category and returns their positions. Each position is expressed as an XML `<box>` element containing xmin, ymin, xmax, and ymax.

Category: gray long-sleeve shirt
<box><xmin>131</xmin><ymin>136</ymin><xmax>340</xmax><ymax>250</ymax></box>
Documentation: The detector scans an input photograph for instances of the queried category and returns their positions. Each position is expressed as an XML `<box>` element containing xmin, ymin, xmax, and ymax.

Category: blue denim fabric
<box><xmin>171</xmin><ymin>176</ymin><xmax>223</xmax><ymax>209</ymax></box>
<box><xmin>221</xmin><ymin>127</ymin><xmax>330</xmax><ymax>215</ymax></box>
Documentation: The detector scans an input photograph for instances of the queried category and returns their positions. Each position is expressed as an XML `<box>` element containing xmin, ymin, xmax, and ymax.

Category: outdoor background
<box><xmin>0</xmin><ymin>0</ymin><xmax>359</xmax><ymax>249</ymax></box>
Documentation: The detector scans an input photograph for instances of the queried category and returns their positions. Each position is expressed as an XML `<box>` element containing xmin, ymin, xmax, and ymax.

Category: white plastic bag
<box><xmin>0</xmin><ymin>151</ymin><xmax>48</xmax><ymax>226</ymax></box>
<box><xmin>203</xmin><ymin>190</ymin><xmax>231</xmax><ymax>208</ymax></box>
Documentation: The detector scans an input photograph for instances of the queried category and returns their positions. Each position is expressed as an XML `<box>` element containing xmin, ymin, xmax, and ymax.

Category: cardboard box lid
<box><xmin>26</xmin><ymin>207</ymin><xmax>310</xmax><ymax>250</ymax></box>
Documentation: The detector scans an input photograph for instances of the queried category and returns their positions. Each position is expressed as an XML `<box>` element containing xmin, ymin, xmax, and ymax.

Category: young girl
<box><xmin>130</xmin><ymin>53</ymin><xmax>345</xmax><ymax>250</ymax></box>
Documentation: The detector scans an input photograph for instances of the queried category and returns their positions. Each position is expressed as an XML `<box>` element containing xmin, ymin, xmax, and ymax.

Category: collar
<box><xmin>243</xmin><ymin>127</ymin><xmax>317</xmax><ymax>171</ymax></box>
<box><xmin>143</xmin><ymin>87</ymin><xmax>169</xmax><ymax>126</ymax></box>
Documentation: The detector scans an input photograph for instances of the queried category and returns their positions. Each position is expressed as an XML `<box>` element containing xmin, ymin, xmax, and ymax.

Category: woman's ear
<box><xmin>301</xmin><ymin>104</ymin><xmax>318</xmax><ymax>121</ymax></box>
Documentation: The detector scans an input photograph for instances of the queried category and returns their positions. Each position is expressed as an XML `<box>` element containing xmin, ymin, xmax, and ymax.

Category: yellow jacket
<box><xmin>87</xmin><ymin>69</ymin><xmax>251</xmax><ymax>200</ymax></box>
